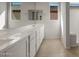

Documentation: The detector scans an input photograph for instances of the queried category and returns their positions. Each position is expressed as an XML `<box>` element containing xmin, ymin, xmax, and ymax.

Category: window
<box><xmin>11</xmin><ymin>2</ymin><xmax>21</xmax><ymax>20</ymax></box>
<box><xmin>49</xmin><ymin>2</ymin><xmax>59</xmax><ymax>20</ymax></box>
<box><xmin>50</xmin><ymin>6</ymin><xmax>58</xmax><ymax>20</ymax></box>
<box><xmin>70</xmin><ymin>2</ymin><xmax>79</xmax><ymax>7</ymax></box>
<box><xmin>11</xmin><ymin>2</ymin><xmax>21</xmax><ymax>6</ymax></box>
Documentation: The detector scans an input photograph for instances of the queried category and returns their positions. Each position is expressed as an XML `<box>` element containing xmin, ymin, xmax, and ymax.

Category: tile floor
<box><xmin>35</xmin><ymin>39</ymin><xmax>79</xmax><ymax>57</ymax></box>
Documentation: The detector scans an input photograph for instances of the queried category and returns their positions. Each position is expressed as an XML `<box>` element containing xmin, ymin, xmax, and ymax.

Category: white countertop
<box><xmin>0</xmin><ymin>24</ymin><xmax>44</xmax><ymax>52</ymax></box>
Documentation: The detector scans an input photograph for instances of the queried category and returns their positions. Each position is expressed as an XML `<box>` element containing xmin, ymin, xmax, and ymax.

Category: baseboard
<box><xmin>44</xmin><ymin>37</ymin><xmax>61</xmax><ymax>40</ymax></box>
<box><xmin>60</xmin><ymin>38</ymin><xmax>71</xmax><ymax>49</ymax></box>
<box><xmin>71</xmin><ymin>45</ymin><xmax>78</xmax><ymax>48</ymax></box>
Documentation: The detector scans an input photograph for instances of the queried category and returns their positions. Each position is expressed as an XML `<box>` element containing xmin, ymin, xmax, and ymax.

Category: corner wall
<box><xmin>60</xmin><ymin>2</ymin><xmax>70</xmax><ymax>49</ymax></box>
<box><xmin>70</xmin><ymin>7</ymin><xmax>79</xmax><ymax>44</ymax></box>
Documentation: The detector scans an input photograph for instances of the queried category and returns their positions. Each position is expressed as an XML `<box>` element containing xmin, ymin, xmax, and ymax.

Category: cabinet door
<box><xmin>0</xmin><ymin>51</ymin><xmax>6</xmax><ymax>57</ymax></box>
<box><xmin>5</xmin><ymin>37</ymin><xmax>27</xmax><ymax>57</ymax></box>
<box><xmin>36</xmin><ymin>30</ymin><xmax>40</xmax><ymax>52</ymax></box>
<box><xmin>29</xmin><ymin>32</ymin><xmax>36</xmax><ymax>57</ymax></box>
<box><xmin>36</xmin><ymin>26</ymin><xmax>44</xmax><ymax>52</ymax></box>
<box><xmin>40</xmin><ymin>26</ymin><xmax>44</xmax><ymax>44</ymax></box>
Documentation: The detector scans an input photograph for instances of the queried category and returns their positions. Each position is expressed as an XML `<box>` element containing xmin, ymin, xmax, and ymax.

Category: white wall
<box><xmin>44</xmin><ymin>20</ymin><xmax>60</xmax><ymax>39</ymax></box>
<box><xmin>9</xmin><ymin>2</ymin><xmax>61</xmax><ymax>39</ymax></box>
<box><xmin>61</xmin><ymin>2</ymin><xmax>66</xmax><ymax>48</ymax></box>
<box><xmin>9</xmin><ymin>2</ymin><xmax>35</xmax><ymax>29</ymax></box>
<box><xmin>8</xmin><ymin>3</ymin><xmax>22</xmax><ymax>29</ymax></box>
<box><xmin>60</xmin><ymin>2</ymin><xmax>70</xmax><ymax>49</ymax></box>
<box><xmin>70</xmin><ymin>7</ymin><xmax>79</xmax><ymax>43</ymax></box>
<box><xmin>21</xmin><ymin>2</ymin><xmax>61</xmax><ymax>39</ymax></box>
<box><xmin>0</xmin><ymin>2</ymin><xmax>8</xmax><ymax>30</ymax></box>
<box><xmin>36</xmin><ymin>2</ymin><xmax>60</xmax><ymax>39</ymax></box>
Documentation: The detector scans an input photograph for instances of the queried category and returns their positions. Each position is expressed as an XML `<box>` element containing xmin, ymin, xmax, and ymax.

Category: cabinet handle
<box><xmin>28</xmin><ymin>35</ymin><xmax>30</xmax><ymax>57</ymax></box>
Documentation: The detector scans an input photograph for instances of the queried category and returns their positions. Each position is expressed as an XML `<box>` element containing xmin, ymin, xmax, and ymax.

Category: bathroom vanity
<box><xmin>0</xmin><ymin>24</ymin><xmax>44</xmax><ymax>57</ymax></box>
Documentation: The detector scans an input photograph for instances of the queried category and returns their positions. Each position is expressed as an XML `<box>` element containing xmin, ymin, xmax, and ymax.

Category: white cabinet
<box><xmin>36</xmin><ymin>25</ymin><xmax>44</xmax><ymax>52</ymax></box>
<box><xmin>0</xmin><ymin>24</ymin><xmax>44</xmax><ymax>57</ymax></box>
<box><xmin>36</xmin><ymin>30</ymin><xmax>40</xmax><ymax>52</ymax></box>
<box><xmin>28</xmin><ymin>25</ymin><xmax>44</xmax><ymax>57</ymax></box>
<box><xmin>5</xmin><ymin>37</ymin><xmax>27</xmax><ymax>57</ymax></box>
<box><xmin>29</xmin><ymin>31</ymin><xmax>36</xmax><ymax>57</ymax></box>
<box><xmin>0</xmin><ymin>51</ymin><xmax>6</xmax><ymax>57</ymax></box>
<box><xmin>39</xmin><ymin>26</ymin><xmax>44</xmax><ymax>45</ymax></box>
